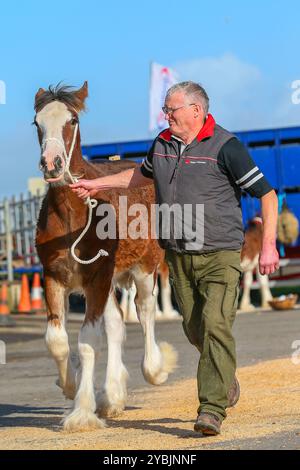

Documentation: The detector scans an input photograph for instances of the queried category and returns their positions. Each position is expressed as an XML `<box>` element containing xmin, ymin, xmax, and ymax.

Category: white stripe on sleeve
<box><xmin>240</xmin><ymin>173</ymin><xmax>263</xmax><ymax>189</ymax></box>
<box><xmin>235</xmin><ymin>166</ymin><xmax>259</xmax><ymax>185</ymax></box>
<box><xmin>143</xmin><ymin>158</ymin><xmax>153</xmax><ymax>173</ymax></box>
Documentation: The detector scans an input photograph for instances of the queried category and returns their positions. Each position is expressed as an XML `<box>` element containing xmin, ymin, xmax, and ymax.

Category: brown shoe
<box><xmin>227</xmin><ymin>376</ymin><xmax>240</xmax><ymax>408</ymax></box>
<box><xmin>194</xmin><ymin>412</ymin><xmax>221</xmax><ymax>435</ymax></box>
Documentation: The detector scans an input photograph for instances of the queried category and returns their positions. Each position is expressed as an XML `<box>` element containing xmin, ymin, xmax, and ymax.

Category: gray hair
<box><xmin>165</xmin><ymin>81</ymin><xmax>209</xmax><ymax>115</ymax></box>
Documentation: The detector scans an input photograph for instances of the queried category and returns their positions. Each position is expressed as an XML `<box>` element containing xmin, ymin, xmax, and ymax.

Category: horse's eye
<box><xmin>71</xmin><ymin>117</ymin><xmax>78</xmax><ymax>126</ymax></box>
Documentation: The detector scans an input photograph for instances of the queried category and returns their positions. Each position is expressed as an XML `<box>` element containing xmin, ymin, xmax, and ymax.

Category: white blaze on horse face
<box><xmin>36</xmin><ymin>101</ymin><xmax>72</xmax><ymax>175</ymax></box>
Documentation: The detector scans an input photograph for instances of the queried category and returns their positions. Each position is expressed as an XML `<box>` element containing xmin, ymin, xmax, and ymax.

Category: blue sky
<box><xmin>0</xmin><ymin>0</ymin><xmax>299</xmax><ymax>197</ymax></box>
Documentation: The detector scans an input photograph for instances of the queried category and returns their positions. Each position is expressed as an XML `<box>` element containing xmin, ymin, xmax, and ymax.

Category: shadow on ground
<box><xmin>0</xmin><ymin>404</ymin><xmax>64</xmax><ymax>430</ymax></box>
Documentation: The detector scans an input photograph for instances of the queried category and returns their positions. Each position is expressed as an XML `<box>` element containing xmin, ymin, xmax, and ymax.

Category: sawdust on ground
<box><xmin>1</xmin><ymin>357</ymin><xmax>300</xmax><ymax>450</ymax></box>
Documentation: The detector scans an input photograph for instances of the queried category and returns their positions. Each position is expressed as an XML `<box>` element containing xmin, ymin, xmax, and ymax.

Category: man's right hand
<box><xmin>69</xmin><ymin>179</ymin><xmax>100</xmax><ymax>199</ymax></box>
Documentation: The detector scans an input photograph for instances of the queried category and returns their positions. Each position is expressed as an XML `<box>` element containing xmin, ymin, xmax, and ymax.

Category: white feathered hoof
<box><xmin>55</xmin><ymin>378</ymin><xmax>76</xmax><ymax>400</ymax></box>
<box><xmin>163</xmin><ymin>309</ymin><xmax>181</xmax><ymax>319</ymax></box>
<box><xmin>96</xmin><ymin>368</ymin><xmax>128</xmax><ymax>418</ymax></box>
<box><xmin>239</xmin><ymin>302</ymin><xmax>256</xmax><ymax>312</ymax></box>
<box><xmin>142</xmin><ymin>342</ymin><xmax>178</xmax><ymax>385</ymax></box>
<box><xmin>62</xmin><ymin>408</ymin><xmax>106</xmax><ymax>432</ymax></box>
<box><xmin>155</xmin><ymin>309</ymin><xmax>163</xmax><ymax>320</ymax></box>
<box><xmin>96</xmin><ymin>390</ymin><xmax>126</xmax><ymax>418</ymax></box>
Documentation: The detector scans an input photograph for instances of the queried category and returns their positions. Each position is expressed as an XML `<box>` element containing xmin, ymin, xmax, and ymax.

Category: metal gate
<box><xmin>0</xmin><ymin>192</ymin><xmax>44</xmax><ymax>281</ymax></box>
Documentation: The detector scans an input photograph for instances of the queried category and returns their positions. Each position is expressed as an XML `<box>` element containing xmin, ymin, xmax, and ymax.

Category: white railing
<box><xmin>0</xmin><ymin>192</ymin><xmax>44</xmax><ymax>281</ymax></box>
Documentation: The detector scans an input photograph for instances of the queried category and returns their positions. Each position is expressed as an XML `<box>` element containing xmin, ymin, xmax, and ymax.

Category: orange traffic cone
<box><xmin>0</xmin><ymin>283</ymin><xmax>15</xmax><ymax>325</ymax></box>
<box><xmin>31</xmin><ymin>273</ymin><xmax>45</xmax><ymax>313</ymax></box>
<box><xmin>0</xmin><ymin>283</ymin><xmax>9</xmax><ymax>315</ymax></box>
<box><xmin>17</xmin><ymin>274</ymin><xmax>32</xmax><ymax>314</ymax></box>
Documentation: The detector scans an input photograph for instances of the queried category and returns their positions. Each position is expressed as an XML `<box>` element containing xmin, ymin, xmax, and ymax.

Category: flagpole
<box><xmin>148</xmin><ymin>61</ymin><xmax>153</xmax><ymax>139</ymax></box>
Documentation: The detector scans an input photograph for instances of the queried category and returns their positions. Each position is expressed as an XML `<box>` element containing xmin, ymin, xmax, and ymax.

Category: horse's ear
<box><xmin>35</xmin><ymin>87</ymin><xmax>45</xmax><ymax>102</ymax></box>
<box><xmin>75</xmin><ymin>81</ymin><xmax>88</xmax><ymax>104</ymax></box>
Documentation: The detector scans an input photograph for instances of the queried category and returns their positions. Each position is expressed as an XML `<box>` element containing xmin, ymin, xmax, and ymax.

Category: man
<box><xmin>70</xmin><ymin>81</ymin><xmax>279</xmax><ymax>435</ymax></box>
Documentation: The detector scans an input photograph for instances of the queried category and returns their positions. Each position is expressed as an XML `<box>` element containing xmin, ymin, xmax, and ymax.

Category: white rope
<box><xmin>70</xmin><ymin>196</ymin><xmax>108</xmax><ymax>264</ymax></box>
<box><xmin>43</xmin><ymin>124</ymin><xmax>109</xmax><ymax>264</ymax></box>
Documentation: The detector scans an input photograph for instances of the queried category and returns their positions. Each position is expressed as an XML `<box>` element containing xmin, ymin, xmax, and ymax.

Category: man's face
<box><xmin>163</xmin><ymin>91</ymin><xmax>204</xmax><ymax>138</ymax></box>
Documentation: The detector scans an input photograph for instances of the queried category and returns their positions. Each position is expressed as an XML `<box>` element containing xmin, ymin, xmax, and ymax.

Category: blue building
<box><xmin>82</xmin><ymin>125</ymin><xmax>300</xmax><ymax>241</ymax></box>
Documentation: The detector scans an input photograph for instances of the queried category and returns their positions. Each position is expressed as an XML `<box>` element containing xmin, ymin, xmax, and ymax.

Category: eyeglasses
<box><xmin>162</xmin><ymin>103</ymin><xmax>196</xmax><ymax>115</ymax></box>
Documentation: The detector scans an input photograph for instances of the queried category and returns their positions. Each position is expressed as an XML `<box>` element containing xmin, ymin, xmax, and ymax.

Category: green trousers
<box><xmin>165</xmin><ymin>249</ymin><xmax>242</xmax><ymax>420</ymax></box>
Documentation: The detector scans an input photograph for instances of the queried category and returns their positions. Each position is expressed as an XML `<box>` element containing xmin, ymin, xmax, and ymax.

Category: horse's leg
<box><xmin>119</xmin><ymin>287</ymin><xmax>129</xmax><ymax>321</ymax></box>
<box><xmin>159</xmin><ymin>267</ymin><xmax>180</xmax><ymax>319</ymax></box>
<box><xmin>239</xmin><ymin>269</ymin><xmax>255</xmax><ymax>310</ymax></box>
<box><xmin>256</xmin><ymin>267</ymin><xmax>273</xmax><ymax>308</ymax></box>
<box><xmin>63</xmin><ymin>275</ymin><xmax>112</xmax><ymax>431</ymax></box>
<box><xmin>127</xmin><ymin>284</ymin><xmax>138</xmax><ymax>322</ymax></box>
<box><xmin>153</xmin><ymin>281</ymin><xmax>163</xmax><ymax>319</ymax></box>
<box><xmin>96</xmin><ymin>291</ymin><xmax>129</xmax><ymax>417</ymax></box>
<box><xmin>132</xmin><ymin>265</ymin><xmax>177</xmax><ymax>385</ymax></box>
<box><xmin>44</xmin><ymin>275</ymin><xmax>76</xmax><ymax>399</ymax></box>
<box><xmin>121</xmin><ymin>284</ymin><xmax>138</xmax><ymax>323</ymax></box>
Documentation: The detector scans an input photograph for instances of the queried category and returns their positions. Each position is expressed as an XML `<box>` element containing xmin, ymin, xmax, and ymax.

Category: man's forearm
<box><xmin>261</xmin><ymin>190</ymin><xmax>278</xmax><ymax>247</ymax></box>
<box><xmin>259</xmin><ymin>189</ymin><xmax>279</xmax><ymax>274</ymax></box>
<box><xmin>92</xmin><ymin>166</ymin><xmax>152</xmax><ymax>191</ymax></box>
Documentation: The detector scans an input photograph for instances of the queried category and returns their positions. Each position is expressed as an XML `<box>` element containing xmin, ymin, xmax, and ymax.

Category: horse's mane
<box><xmin>35</xmin><ymin>83</ymin><xmax>85</xmax><ymax>113</ymax></box>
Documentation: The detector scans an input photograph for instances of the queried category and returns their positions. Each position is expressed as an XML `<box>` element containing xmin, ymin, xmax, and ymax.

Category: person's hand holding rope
<box><xmin>69</xmin><ymin>179</ymin><xmax>102</xmax><ymax>199</ymax></box>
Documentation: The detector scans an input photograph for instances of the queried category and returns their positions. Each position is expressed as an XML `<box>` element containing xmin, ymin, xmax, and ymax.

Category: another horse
<box><xmin>120</xmin><ymin>260</ymin><xmax>180</xmax><ymax>322</ymax></box>
<box><xmin>34</xmin><ymin>82</ymin><xmax>177</xmax><ymax>431</ymax></box>
<box><xmin>239</xmin><ymin>217</ymin><xmax>273</xmax><ymax>310</ymax></box>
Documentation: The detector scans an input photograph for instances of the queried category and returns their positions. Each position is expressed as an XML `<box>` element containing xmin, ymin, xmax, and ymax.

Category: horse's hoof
<box><xmin>142</xmin><ymin>342</ymin><xmax>178</xmax><ymax>385</ymax></box>
<box><xmin>55</xmin><ymin>379</ymin><xmax>76</xmax><ymax>400</ymax></box>
<box><xmin>239</xmin><ymin>303</ymin><xmax>256</xmax><ymax>311</ymax></box>
<box><xmin>96</xmin><ymin>390</ymin><xmax>126</xmax><ymax>418</ymax></box>
<box><xmin>162</xmin><ymin>309</ymin><xmax>180</xmax><ymax>319</ymax></box>
<box><xmin>62</xmin><ymin>408</ymin><xmax>106</xmax><ymax>432</ymax></box>
<box><xmin>62</xmin><ymin>386</ymin><xmax>76</xmax><ymax>400</ymax></box>
<box><xmin>97</xmin><ymin>404</ymin><xmax>125</xmax><ymax>418</ymax></box>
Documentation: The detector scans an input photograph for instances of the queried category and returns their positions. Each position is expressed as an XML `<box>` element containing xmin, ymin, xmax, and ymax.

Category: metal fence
<box><xmin>0</xmin><ymin>192</ymin><xmax>44</xmax><ymax>281</ymax></box>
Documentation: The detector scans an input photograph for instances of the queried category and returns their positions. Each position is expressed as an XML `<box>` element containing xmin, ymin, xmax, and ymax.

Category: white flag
<box><xmin>0</xmin><ymin>80</ymin><xmax>6</xmax><ymax>105</ymax></box>
<box><xmin>149</xmin><ymin>62</ymin><xmax>178</xmax><ymax>132</ymax></box>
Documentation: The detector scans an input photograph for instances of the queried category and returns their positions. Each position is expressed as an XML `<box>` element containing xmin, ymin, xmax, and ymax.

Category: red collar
<box><xmin>159</xmin><ymin>113</ymin><xmax>216</xmax><ymax>143</ymax></box>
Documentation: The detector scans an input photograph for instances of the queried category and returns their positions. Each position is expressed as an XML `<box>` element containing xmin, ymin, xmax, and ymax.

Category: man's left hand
<box><xmin>259</xmin><ymin>245</ymin><xmax>280</xmax><ymax>276</ymax></box>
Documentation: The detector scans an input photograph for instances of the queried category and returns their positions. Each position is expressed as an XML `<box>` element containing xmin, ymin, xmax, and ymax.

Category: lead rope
<box><xmin>43</xmin><ymin>124</ymin><xmax>108</xmax><ymax>264</ymax></box>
